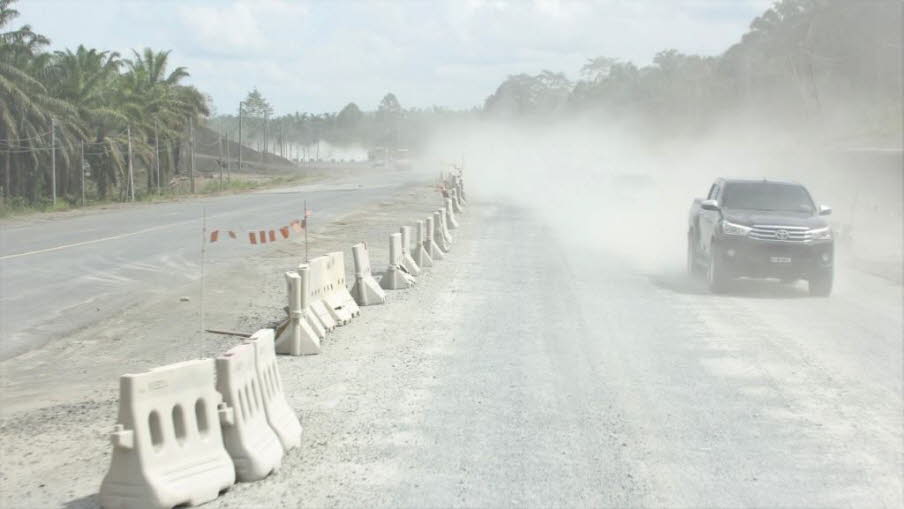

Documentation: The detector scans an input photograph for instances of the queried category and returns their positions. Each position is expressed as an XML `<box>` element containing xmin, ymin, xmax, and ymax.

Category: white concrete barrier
<box><xmin>351</xmin><ymin>242</ymin><xmax>386</xmax><ymax>305</ymax></box>
<box><xmin>309</xmin><ymin>256</ymin><xmax>351</xmax><ymax>326</ymax></box>
<box><xmin>216</xmin><ymin>342</ymin><xmax>284</xmax><ymax>482</ymax></box>
<box><xmin>399</xmin><ymin>226</ymin><xmax>421</xmax><ymax>276</ymax></box>
<box><xmin>299</xmin><ymin>264</ymin><xmax>328</xmax><ymax>339</ymax></box>
<box><xmin>324</xmin><ymin>251</ymin><xmax>361</xmax><ymax>321</ymax></box>
<box><xmin>425</xmin><ymin>216</ymin><xmax>444</xmax><ymax>260</ymax></box>
<box><xmin>301</xmin><ymin>258</ymin><xmax>338</xmax><ymax>331</ymax></box>
<box><xmin>412</xmin><ymin>219</ymin><xmax>433</xmax><ymax>268</ymax></box>
<box><xmin>246</xmin><ymin>329</ymin><xmax>302</xmax><ymax>451</ymax></box>
<box><xmin>381</xmin><ymin>232</ymin><xmax>416</xmax><ymax>290</ymax></box>
<box><xmin>99</xmin><ymin>360</ymin><xmax>235</xmax><ymax>509</ymax></box>
<box><xmin>275</xmin><ymin>270</ymin><xmax>322</xmax><ymax>356</ymax></box>
<box><xmin>434</xmin><ymin>210</ymin><xmax>451</xmax><ymax>252</ymax></box>
<box><xmin>445</xmin><ymin>198</ymin><xmax>459</xmax><ymax>229</ymax></box>
<box><xmin>451</xmin><ymin>188</ymin><xmax>464</xmax><ymax>213</ymax></box>
<box><xmin>439</xmin><ymin>209</ymin><xmax>454</xmax><ymax>245</ymax></box>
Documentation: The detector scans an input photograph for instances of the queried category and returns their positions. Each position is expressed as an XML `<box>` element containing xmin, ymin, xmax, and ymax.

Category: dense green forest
<box><xmin>1</xmin><ymin>0</ymin><xmax>901</xmax><ymax>208</ymax></box>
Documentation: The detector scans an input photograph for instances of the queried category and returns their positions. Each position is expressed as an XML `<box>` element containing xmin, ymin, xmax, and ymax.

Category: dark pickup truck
<box><xmin>688</xmin><ymin>178</ymin><xmax>834</xmax><ymax>296</ymax></box>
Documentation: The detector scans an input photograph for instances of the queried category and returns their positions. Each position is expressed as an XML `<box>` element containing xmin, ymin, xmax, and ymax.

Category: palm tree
<box><xmin>117</xmin><ymin>48</ymin><xmax>207</xmax><ymax>193</ymax></box>
<box><xmin>0</xmin><ymin>0</ymin><xmax>83</xmax><ymax>201</ymax></box>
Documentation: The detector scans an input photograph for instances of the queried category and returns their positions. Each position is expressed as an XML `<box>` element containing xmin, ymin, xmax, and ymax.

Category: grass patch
<box><xmin>0</xmin><ymin>175</ymin><xmax>313</xmax><ymax>219</ymax></box>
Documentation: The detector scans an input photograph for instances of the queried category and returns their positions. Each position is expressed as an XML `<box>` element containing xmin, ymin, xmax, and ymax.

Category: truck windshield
<box><xmin>721</xmin><ymin>182</ymin><xmax>815</xmax><ymax>212</ymax></box>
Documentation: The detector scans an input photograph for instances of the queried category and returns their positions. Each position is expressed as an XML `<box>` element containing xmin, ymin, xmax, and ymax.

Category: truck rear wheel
<box><xmin>687</xmin><ymin>233</ymin><xmax>702</xmax><ymax>277</ymax></box>
<box><xmin>707</xmin><ymin>247</ymin><xmax>728</xmax><ymax>294</ymax></box>
<box><xmin>808</xmin><ymin>271</ymin><xmax>833</xmax><ymax>297</ymax></box>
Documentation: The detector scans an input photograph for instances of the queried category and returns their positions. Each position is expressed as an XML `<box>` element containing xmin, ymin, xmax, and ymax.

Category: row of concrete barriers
<box><xmin>97</xmin><ymin>173</ymin><xmax>467</xmax><ymax>509</ymax></box>
<box><xmin>274</xmin><ymin>174</ymin><xmax>466</xmax><ymax>356</ymax></box>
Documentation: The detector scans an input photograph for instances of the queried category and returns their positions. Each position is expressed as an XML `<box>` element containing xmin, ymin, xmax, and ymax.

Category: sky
<box><xmin>17</xmin><ymin>0</ymin><xmax>773</xmax><ymax>116</ymax></box>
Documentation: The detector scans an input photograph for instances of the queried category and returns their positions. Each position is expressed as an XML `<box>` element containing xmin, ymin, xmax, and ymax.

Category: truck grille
<box><xmin>749</xmin><ymin>225</ymin><xmax>812</xmax><ymax>242</ymax></box>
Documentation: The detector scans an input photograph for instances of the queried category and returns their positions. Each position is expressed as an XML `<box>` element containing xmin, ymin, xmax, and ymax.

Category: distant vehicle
<box><xmin>688</xmin><ymin>178</ymin><xmax>834</xmax><ymax>296</ymax></box>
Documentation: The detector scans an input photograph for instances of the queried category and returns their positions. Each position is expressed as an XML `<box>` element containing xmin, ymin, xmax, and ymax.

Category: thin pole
<box><xmin>80</xmin><ymin>140</ymin><xmax>85</xmax><ymax>206</ymax></box>
<box><xmin>127</xmin><ymin>124</ymin><xmax>135</xmax><ymax>201</ymax></box>
<box><xmin>263</xmin><ymin>113</ymin><xmax>268</xmax><ymax>162</ymax></box>
<box><xmin>189</xmin><ymin>117</ymin><xmax>195</xmax><ymax>193</ymax></box>
<box><xmin>224</xmin><ymin>131</ymin><xmax>230</xmax><ymax>183</ymax></box>
<box><xmin>238</xmin><ymin>103</ymin><xmax>243</xmax><ymax>173</ymax></box>
<box><xmin>200</xmin><ymin>205</ymin><xmax>207</xmax><ymax>335</ymax></box>
<box><xmin>154</xmin><ymin>119</ymin><xmax>160</xmax><ymax>192</ymax></box>
<box><xmin>304</xmin><ymin>199</ymin><xmax>309</xmax><ymax>263</ymax></box>
<box><xmin>51</xmin><ymin>117</ymin><xmax>56</xmax><ymax>206</ymax></box>
<box><xmin>218</xmin><ymin>132</ymin><xmax>224</xmax><ymax>191</ymax></box>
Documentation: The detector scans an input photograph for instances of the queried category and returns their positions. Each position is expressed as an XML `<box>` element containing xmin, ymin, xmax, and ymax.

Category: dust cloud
<box><xmin>420</xmin><ymin>117</ymin><xmax>903</xmax><ymax>281</ymax></box>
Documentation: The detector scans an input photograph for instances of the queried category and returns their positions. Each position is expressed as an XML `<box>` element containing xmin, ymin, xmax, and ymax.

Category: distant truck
<box><xmin>688</xmin><ymin>178</ymin><xmax>834</xmax><ymax>296</ymax></box>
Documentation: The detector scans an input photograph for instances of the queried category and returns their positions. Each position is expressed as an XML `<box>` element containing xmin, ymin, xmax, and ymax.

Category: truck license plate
<box><xmin>770</xmin><ymin>256</ymin><xmax>792</xmax><ymax>263</ymax></box>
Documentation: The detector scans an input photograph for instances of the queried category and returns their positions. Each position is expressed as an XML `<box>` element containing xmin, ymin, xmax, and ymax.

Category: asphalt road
<box><xmin>0</xmin><ymin>169</ymin><xmax>425</xmax><ymax>360</ymax></box>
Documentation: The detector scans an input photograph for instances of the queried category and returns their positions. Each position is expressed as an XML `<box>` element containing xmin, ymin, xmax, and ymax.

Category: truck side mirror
<box><xmin>818</xmin><ymin>204</ymin><xmax>832</xmax><ymax>216</ymax></box>
<box><xmin>701</xmin><ymin>199</ymin><xmax>720</xmax><ymax>212</ymax></box>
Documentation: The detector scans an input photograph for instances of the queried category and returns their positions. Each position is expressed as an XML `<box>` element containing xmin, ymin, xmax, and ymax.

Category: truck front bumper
<box><xmin>714</xmin><ymin>236</ymin><xmax>834</xmax><ymax>279</ymax></box>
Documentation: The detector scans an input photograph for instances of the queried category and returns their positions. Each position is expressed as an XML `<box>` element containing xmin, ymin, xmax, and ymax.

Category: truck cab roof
<box><xmin>716</xmin><ymin>178</ymin><xmax>803</xmax><ymax>187</ymax></box>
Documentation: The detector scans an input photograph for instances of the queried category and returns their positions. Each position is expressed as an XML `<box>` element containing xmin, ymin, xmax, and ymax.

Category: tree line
<box><xmin>208</xmin><ymin>91</ymin><xmax>476</xmax><ymax>162</ymax></box>
<box><xmin>1</xmin><ymin>0</ymin><xmax>207</xmax><ymax>207</ymax></box>
<box><xmin>482</xmin><ymin>0</ymin><xmax>902</xmax><ymax>142</ymax></box>
<box><xmin>210</xmin><ymin>0</ymin><xmax>900</xmax><ymax>157</ymax></box>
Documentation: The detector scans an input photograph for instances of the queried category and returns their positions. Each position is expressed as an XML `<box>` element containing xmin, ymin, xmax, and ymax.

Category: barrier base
<box><xmin>401</xmin><ymin>254</ymin><xmax>421</xmax><ymax>276</ymax></box>
<box><xmin>275</xmin><ymin>318</ymin><xmax>322</xmax><ymax>355</ymax></box>
<box><xmin>324</xmin><ymin>294</ymin><xmax>354</xmax><ymax>326</ymax></box>
<box><xmin>380</xmin><ymin>267</ymin><xmax>416</xmax><ymax>290</ymax></box>
<box><xmin>413</xmin><ymin>245</ymin><xmax>433</xmax><ymax>268</ymax></box>
<box><xmin>427</xmin><ymin>240</ymin><xmax>445</xmax><ymax>259</ymax></box>
<box><xmin>352</xmin><ymin>274</ymin><xmax>386</xmax><ymax>306</ymax></box>
<box><xmin>309</xmin><ymin>301</ymin><xmax>338</xmax><ymax>331</ymax></box>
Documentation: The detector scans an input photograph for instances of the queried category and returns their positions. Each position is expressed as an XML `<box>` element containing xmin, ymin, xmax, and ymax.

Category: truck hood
<box><xmin>723</xmin><ymin>209</ymin><xmax>828</xmax><ymax>229</ymax></box>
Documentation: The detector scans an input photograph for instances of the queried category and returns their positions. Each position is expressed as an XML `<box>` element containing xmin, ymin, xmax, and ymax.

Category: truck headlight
<box><xmin>810</xmin><ymin>227</ymin><xmax>832</xmax><ymax>240</ymax></box>
<box><xmin>721</xmin><ymin>220</ymin><xmax>751</xmax><ymax>236</ymax></box>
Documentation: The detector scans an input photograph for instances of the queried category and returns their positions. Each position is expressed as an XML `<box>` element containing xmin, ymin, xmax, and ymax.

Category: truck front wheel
<box><xmin>808</xmin><ymin>271</ymin><xmax>833</xmax><ymax>297</ymax></box>
<box><xmin>707</xmin><ymin>247</ymin><xmax>729</xmax><ymax>294</ymax></box>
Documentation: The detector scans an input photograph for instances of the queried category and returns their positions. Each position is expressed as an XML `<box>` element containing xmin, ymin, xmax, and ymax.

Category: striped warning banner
<box><xmin>208</xmin><ymin>214</ymin><xmax>310</xmax><ymax>245</ymax></box>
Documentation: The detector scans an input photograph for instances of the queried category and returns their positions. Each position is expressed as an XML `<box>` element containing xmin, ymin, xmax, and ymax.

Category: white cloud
<box><xmin>17</xmin><ymin>0</ymin><xmax>766</xmax><ymax>113</ymax></box>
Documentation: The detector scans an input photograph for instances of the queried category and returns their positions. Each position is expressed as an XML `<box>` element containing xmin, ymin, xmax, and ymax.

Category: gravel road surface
<box><xmin>0</xmin><ymin>184</ymin><xmax>900</xmax><ymax>507</ymax></box>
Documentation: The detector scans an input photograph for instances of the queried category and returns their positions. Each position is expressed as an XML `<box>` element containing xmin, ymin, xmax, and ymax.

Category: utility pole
<box><xmin>189</xmin><ymin>116</ymin><xmax>195</xmax><ymax>193</ymax></box>
<box><xmin>127</xmin><ymin>124</ymin><xmax>135</xmax><ymax>201</ymax></box>
<box><xmin>154</xmin><ymin>119</ymin><xmax>160</xmax><ymax>192</ymax></box>
<box><xmin>80</xmin><ymin>140</ymin><xmax>85</xmax><ymax>206</ymax></box>
<box><xmin>225</xmin><ymin>131</ymin><xmax>231</xmax><ymax>182</ymax></box>
<box><xmin>217</xmin><ymin>132</ymin><xmax>224</xmax><ymax>190</ymax></box>
<box><xmin>238</xmin><ymin>102</ymin><xmax>243</xmax><ymax>173</ymax></box>
<box><xmin>50</xmin><ymin>117</ymin><xmax>56</xmax><ymax>206</ymax></box>
<box><xmin>263</xmin><ymin>112</ymin><xmax>269</xmax><ymax>163</ymax></box>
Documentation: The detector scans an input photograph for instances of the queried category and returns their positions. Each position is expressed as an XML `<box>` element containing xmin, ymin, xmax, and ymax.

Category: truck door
<box><xmin>698</xmin><ymin>183</ymin><xmax>721</xmax><ymax>256</ymax></box>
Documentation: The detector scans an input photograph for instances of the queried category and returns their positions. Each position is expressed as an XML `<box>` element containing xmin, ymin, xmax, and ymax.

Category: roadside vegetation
<box><xmin>0</xmin><ymin>0</ymin><xmax>210</xmax><ymax>207</ymax></box>
<box><xmin>1</xmin><ymin>0</ymin><xmax>899</xmax><ymax>214</ymax></box>
<box><xmin>0</xmin><ymin>173</ymin><xmax>309</xmax><ymax>219</ymax></box>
